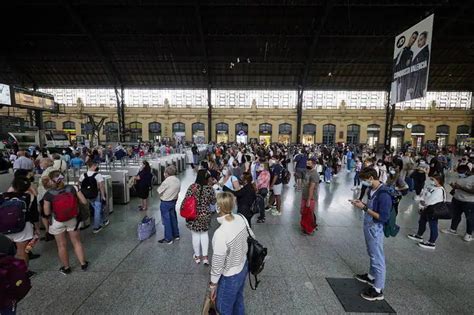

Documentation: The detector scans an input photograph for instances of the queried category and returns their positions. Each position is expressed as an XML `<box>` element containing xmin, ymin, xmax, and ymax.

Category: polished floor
<box><xmin>20</xmin><ymin>166</ymin><xmax>474</xmax><ymax>314</ymax></box>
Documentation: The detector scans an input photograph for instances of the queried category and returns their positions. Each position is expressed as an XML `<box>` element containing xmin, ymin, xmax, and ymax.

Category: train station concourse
<box><xmin>0</xmin><ymin>1</ymin><xmax>473</xmax><ymax>314</ymax></box>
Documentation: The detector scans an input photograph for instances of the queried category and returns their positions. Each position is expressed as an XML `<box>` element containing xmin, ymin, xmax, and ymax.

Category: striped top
<box><xmin>210</xmin><ymin>214</ymin><xmax>254</xmax><ymax>284</ymax></box>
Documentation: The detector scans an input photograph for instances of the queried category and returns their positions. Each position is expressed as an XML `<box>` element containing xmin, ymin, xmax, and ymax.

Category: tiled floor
<box><xmin>20</xmin><ymin>166</ymin><xmax>474</xmax><ymax>314</ymax></box>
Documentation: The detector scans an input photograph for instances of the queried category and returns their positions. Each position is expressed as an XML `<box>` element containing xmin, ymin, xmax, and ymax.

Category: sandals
<box><xmin>193</xmin><ymin>255</ymin><xmax>201</xmax><ymax>264</ymax></box>
<box><xmin>202</xmin><ymin>256</ymin><xmax>209</xmax><ymax>266</ymax></box>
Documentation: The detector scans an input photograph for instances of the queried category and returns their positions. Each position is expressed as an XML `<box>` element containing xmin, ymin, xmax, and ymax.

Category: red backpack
<box><xmin>51</xmin><ymin>189</ymin><xmax>79</xmax><ymax>222</ymax></box>
<box><xmin>180</xmin><ymin>184</ymin><xmax>199</xmax><ymax>220</ymax></box>
<box><xmin>0</xmin><ymin>254</ymin><xmax>32</xmax><ymax>308</ymax></box>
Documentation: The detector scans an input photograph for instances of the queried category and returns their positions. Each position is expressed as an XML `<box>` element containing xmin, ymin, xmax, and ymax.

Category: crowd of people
<box><xmin>1</xmin><ymin>140</ymin><xmax>473</xmax><ymax>314</ymax></box>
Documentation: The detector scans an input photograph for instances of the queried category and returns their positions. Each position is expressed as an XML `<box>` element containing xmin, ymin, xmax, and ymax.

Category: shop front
<box><xmin>259</xmin><ymin>123</ymin><xmax>272</xmax><ymax>146</ymax></box>
<box><xmin>235</xmin><ymin>123</ymin><xmax>248</xmax><ymax>144</ymax></box>
<box><xmin>278</xmin><ymin>123</ymin><xmax>292</xmax><ymax>144</ymax></box>
<box><xmin>192</xmin><ymin>122</ymin><xmax>205</xmax><ymax>144</ymax></box>
<box><xmin>62</xmin><ymin>121</ymin><xmax>77</xmax><ymax>142</ymax></box>
<box><xmin>149</xmin><ymin>122</ymin><xmax>162</xmax><ymax>142</ymax></box>
<box><xmin>172</xmin><ymin>122</ymin><xmax>186</xmax><ymax>144</ymax></box>
<box><xmin>411</xmin><ymin>124</ymin><xmax>425</xmax><ymax>149</ymax></box>
<box><xmin>367</xmin><ymin>124</ymin><xmax>380</xmax><ymax>148</ymax></box>
<box><xmin>322</xmin><ymin>124</ymin><xmax>336</xmax><ymax>145</ymax></box>
<box><xmin>436</xmin><ymin>125</ymin><xmax>449</xmax><ymax>148</ymax></box>
<box><xmin>216</xmin><ymin>122</ymin><xmax>229</xmax><ymax>143</ymax></box>
<box><xmin>456</xmin><ymin>125</ymin><xmax>470</xmax><ymax>148</ymax></box>
<box><xmin>302</xmin><ymin>123</ymin><xmax>316</xmax><ymax>145</ymax></box>
<box><xmin>390</xmin><ymin>124</ymin><xmax>405</xmax><ymax>149</ymax></box>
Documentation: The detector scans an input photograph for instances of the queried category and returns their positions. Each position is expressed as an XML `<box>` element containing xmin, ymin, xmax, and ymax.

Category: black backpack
<box><xmin>81</xmin><ymin>173</ymin><xmax>99</xmax><ymax>199</ymax></box>
<box><xmin>239</xmin><ymin>214</ymin><xmax>267</xmax><ymax>290</ymax></box>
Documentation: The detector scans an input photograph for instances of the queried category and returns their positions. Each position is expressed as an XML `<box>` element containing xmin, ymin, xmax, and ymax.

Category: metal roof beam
<box><xmin>61</xmin><ymin>0</ymin><xmax>123</xmax><ymax>87</ymax></box>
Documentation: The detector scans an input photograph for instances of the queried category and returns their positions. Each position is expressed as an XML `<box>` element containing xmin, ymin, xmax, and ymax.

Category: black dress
<box><xmin>136</xmin><ymin>169</ymin><xmax>153</xmax><ymax>199</ymax></box>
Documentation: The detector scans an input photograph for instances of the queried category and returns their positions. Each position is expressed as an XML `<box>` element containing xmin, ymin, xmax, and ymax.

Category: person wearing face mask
<box><xmin>157</xmin><ymin>166</ymin><xmax>181</xmax><ymax>244</ymax></box>
<box><xmin>256</xmin><ymin>164</ymin><xmax>270</xmax><ymax>223</ymax></box>
<box><xmin>358</xmin><ymin>158</ymin><xmax>375</xmax><ymax>201</ymax></box>
<box><xmin>209</xmin><ymin>192</ymin><xmax>254</xmax><ymax>314</ymax></box>
<box><xmin>351</xmin><ymin>157</ymin><xmax>363</xmax><ymax>191</ymax></box>
<box><xmin>220</xmin><ymin>167</ymin><xmax>240</xmax><ymax>192</ymax></box>
<box><xmin>269</xmin><ymin>156</ymin><xmax>283</xmax><ymax>216</ymax></box>
<box><xmin>231</xmin><ymin>161</ymin><xmax>242</xmax><ymax>181</ymax></box>
<box><xmin>407</xmin><ymin>174</ymin><xmax>446</xmax><ymax>249</ymax></box>
<box><xmin>79</xmin><ymin>161</ymin><xmax>108</xmax><ymax>234</ymax></box>
<box><xmin>441</xmin><ymin>165</ymin><xmax>474</xmax><ymax>242</ymax></box>
<box><xmin>351</xmin><ymin>167</ymin><xmax>392</xmax><ymax>301</ymax></box>
<box><xmin>376</xmin><ymin>160</ymin><xmax>388</xmax><ymax>184</ymax></box>
<box><xmin>300</xmin><ymin>157</ymin><xmax>319</xmax><ymax>234</ymax></box>
<box><xmin>412</xmin><ymin>159</ymin><xmax>429</xmax><ymax>201</ymax></box>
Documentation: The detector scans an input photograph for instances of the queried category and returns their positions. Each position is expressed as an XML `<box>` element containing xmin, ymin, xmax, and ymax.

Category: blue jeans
<box><xmin>217</xmin><ymin>261</ymin><xmax>248</xmax><ymax>315</ymax></box>
<box><xmin>417</xmin><ymin>215</ymin><xmax>438</xmax><ymax>243</ymax></box>
<box><xmin>193</xmin><ymin>154</ymin><xmax>199</xmax><ymax>165</ymax></box>
<box><xmin>160</xmin><ymin>200</ymin><xmax>179</xmax><ymax>241</ymax></box>
<box><xmin>347</xmin><ymin>159</ymin><xmax>352</xmax><ymax>171</ymax></box>
<box><xmin>90</xmin><ymin>197</ymin><xmax>105</xmax><ymax>229</ymax></box>
<box><xmin>354</xmin><ymin>172</ymin><xmax>360</xmax><ymax>186</ymax></box>
<box><xmin>363</xmin><ymin>215</ymin><xmax>386</xmax><ymax>290</ymax></box>
<box><xmin>324</xmin><ymin>167</ymin><xmax>332</xmax><ymax>182</ymax></box>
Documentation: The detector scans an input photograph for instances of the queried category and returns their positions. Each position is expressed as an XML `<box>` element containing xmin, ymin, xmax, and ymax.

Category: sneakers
<box><xmin>361</xmin><ymin>287</ymin><xmax>384</xmax><ymax>301</ymax></box>
<box><xmin>93</xmin><ymin>226</ymin><xmax>103</xmax><ymax>234</ymax></box>
<box><xmin>81</xmin><ymin>261</ymin><xmax>89</xmax><ymax>271</ymax></box>
<box><xmin>407</xmin><ymin>234</ymin><xmax>423</xmax><ymax>242</ymax></box>
<box><xmin>418</xmin><ymin>241</ymin><xmax>436</xmax><ymax>249</ymax></box>
<box><xmin>102</xmin><ymin>220</ymin><xmax>110</xmax><ymax>227</ymax></box>
<box><xmin>257</xmin><ymin>218</ymin><xmax>265</xmax><ymax>223</ymax></box>
<box><xmin>351</xmin><ymin>187</ymin><xmax>357</xmax><ymax>191</ymax></box>
<box><xmin>354</xmin><ymin>273</ymin><xmax>374</xmax><ymax>287</ymax></box>
<box><xmin>158</xmin><ymin>239</ymin><xmax>173</xmax><ymax>244</ymax></box>
<box><xmin>463</xmin><ymin>234</ymin><xmax>473</xmax><ymax>242</ymax></box>
<box><xmin>26</xmin><ymin>270</ymin><xmax>37</xmax><ymax>279</ymax></box>
<box><xmin>441</xmin><ymin>228</ymin><xmax>457</xmax><ymax>235</ymax></box>
<box><xmin>59</xmin><ymin>266</ymin><xmax>72</xmax><ymax>275</ymax></box>
<box><xmin>174</xmin><ymin>236</ymin><xmax>180</xmax><ymax>241</ymax></box>
<box><xmin>28</xmin><ymin>252</ymin><xmax>41</xmax><ymax>260</ymax></box>
<box><xmin>271</xmin><ymin>209</ymin><xmax>281</xmax><ymax>216</ymax></box>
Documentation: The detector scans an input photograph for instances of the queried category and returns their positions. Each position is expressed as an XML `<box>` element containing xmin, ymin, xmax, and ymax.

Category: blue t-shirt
<box><xmin>294</xmin><ymin>154</ymin><xmax>307</xmax><ymax>169</ymax></box>
<box><xmin>271</xmin><ymin>164</ymin><xmax>283</xmax><ymax>185</ymax></box>
<box><xmin>346</xmin><ymin>151</ymin><xmax>353</xmax><ymax>160</ymax></box>
<box><xmin>367</xmin><ymin>185</ymin><xmax>392</xmax><ymax>224</ymax></box>
<box><xmin>70</xmin><ymin>157</ymin><xmax>84</xmax><ymax>169</ymax></box>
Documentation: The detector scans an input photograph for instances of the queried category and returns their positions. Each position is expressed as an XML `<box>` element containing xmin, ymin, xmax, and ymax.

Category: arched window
<box><xmin>44</xmin><ymin>121</ymin><xmax>56</xmax><ymax>130</ymax></box>
<box><xmin>192</xmin><ymin>122</ymin><xmax>205</xmax><ymax>133</ymax></box>
<box><xmin>62</xmin><ymin>121</ymin><xmax>75</xmax><ymax>130</ymax></box>
<box><xmin>323</xmin><ymin>124</ymin><xmax>336</xmax><ymax>145</ymax></box>
<box><xmin>279</xmin><ymin>123</ymin><xmax>292</xmax><ymax>134</ymax></box>
<box><xmin>457</xmin><ymin>125</ymin><xmax>470</xmax><ymax>135</ymax></box>
<box><xmin>367</xmin><ymin>124</ymin><xmax>381</xmax><ymax>147</ymax></box>
<box><xmin>129</xmin><ymin>121</ymin><xmax>142</xmax><ymax>142</ymax></box>
<box><xmin>81</xmin><ymin>122</ymin><xmax>93</xmax><ymax>136</ymax></box>
<box><xmin>347</xmin><ymin>124</ymin><xmax>360</xmax><ymax>145</ymax></box>
<box><xmin>303</xmin><ymin>124</ymin><xmax>316</xmax><ymax>135</ymax></box>
<box><xmin>172</xmin><ymin>122</ymin><xmax>186</xmax><ymax>133</ymax></box>
<box><xmin>436</xmin><ymin>125</ymin><xmax>449</xmax><ymax>135</ymax></box>
<box><xmin>259</xmin><ymin>123</ymin><xmax>272</xmax><ymax>134</ymax></box>
<box><xmin>411</xmin><ymin>124</ymin><xmax>425</xmax><ymax>135</ymax></box>
<box><xmin>216</xmin><ymin>123</ymin><xmax>229</xmax><ymax>133</ymax></box>
<box><xmin>235</xmin><ymin>123</ymin><xmax>248</xmax><ymax>134</ymax></box>
<box><xmin>436</xmin><ymin>125</ymin><xmax>450</xmax><ymax>147</ymax></box>
<box><xmin>149</xmin><ymin>122</ymin><xmax>162</xmax><ymax>141</ymax></box>
<box><xmin>104</xmin><ymin>121</ymin><xmax>119</xmax><ymax>142</ymax></box>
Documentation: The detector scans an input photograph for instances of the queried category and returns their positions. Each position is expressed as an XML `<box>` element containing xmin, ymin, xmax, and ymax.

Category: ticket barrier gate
<box><xmin>103</xmin><ymin>175</ymin><xmax>114</xmax><ymax>214</ymax></box>
<box><xmin>101</xmin><ymin>170</ymin><xmax>130</xmax><ymax>204</ymax></box>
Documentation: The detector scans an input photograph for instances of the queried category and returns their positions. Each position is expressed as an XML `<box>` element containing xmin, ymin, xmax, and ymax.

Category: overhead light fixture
<box><xmin>237</xmin><ymin>57</ymin><xmax>240</xmax><ymax>63</ymax></box>
<box><xmin>247</xmin><ymin>58</ymin><xmax>251</xmax><ymax>63</ymax></box>
<box><xmin>328</xmin><ymin>72</ymin><xmax>332</xmax><ymax>77</ymax></box>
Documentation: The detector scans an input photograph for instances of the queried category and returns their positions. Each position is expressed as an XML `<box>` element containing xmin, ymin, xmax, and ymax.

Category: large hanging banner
<box><xmin>390</xmin><ymin>14</ymin><xmax>434</xmax><ymax>104</ymax></box>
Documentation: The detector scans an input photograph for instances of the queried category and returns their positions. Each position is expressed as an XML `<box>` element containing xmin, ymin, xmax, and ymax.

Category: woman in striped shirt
<box><xmin>209</xmin><ymin>192</ymin><xmax>254</xmax><ymax>315</ymax></box>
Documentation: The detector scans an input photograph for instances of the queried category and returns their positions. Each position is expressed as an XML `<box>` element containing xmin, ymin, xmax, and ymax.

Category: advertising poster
<box><xmin>0</xmin><ymin>84</ymin><xmax>12</xmax><ymax>105</ymax></box>
<box><xmin>390</xmin><ymin>14</ymin><xmax>434</xmax><ymax>104</ymax></box>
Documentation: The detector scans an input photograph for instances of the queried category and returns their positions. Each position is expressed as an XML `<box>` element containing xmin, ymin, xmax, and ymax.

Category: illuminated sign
<box><xmin>13</xmin><ymin>88</ymin><xmax>56</xmax><ymax>111</ymax></box>
<box><xmin>0</xmin><ymin>84</ymin><xmax>12</xmax><ymax>106</ymax></box>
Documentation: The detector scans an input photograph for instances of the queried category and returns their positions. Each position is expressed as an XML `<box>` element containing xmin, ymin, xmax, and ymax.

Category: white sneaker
<box><xmin>271</xmin><ymin>210</ymin><xmax>282</xmax><ymax>216</ymax></box>
<box><xmin>351</xmin><ymin>187</ymin><xmax>357</xmax><ymax>191</ymax></box>
<box><xmin>463</xmin><ymin>234</ymin><xmax>473</xmax><ymax>242</ymax></box>
<box><xmin>441</xmin><ymin>228</ymin><xmax>458</xmax><ymax>235</ymax></box>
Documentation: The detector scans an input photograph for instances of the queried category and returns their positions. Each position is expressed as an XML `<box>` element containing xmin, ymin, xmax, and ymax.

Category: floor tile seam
<box><xmin>71</xmin><ymin>239</ymin><xmax>143</xmax><ymax>314</ymax></box>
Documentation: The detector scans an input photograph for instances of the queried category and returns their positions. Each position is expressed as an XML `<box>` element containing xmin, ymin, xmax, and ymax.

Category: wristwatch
<box><xmin>362</xmin><ymin>205</ymin><xmax>368</xmax><ymax>212</ymax></box>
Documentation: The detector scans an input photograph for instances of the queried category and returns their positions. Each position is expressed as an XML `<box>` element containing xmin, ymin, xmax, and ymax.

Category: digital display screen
<box><xmin>13</xmin><ymin>88</ymin><xmax>55</xmax><ymax>111</ymax></box>
<box><xmin>0</xmin><ymin>84</ymin><xmax>12</xmax><ymax>106</ymax></box>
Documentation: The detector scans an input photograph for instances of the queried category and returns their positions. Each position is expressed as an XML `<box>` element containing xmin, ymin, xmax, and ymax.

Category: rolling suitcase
<box><xmin>300</xmin><ymin>200</ymin><xmax>317</xmax><ymax>235</ymax></box>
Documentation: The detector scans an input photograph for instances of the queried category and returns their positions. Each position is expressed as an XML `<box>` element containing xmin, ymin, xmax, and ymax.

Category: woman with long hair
<box><xmin>43</xmin><ymin>171</ymin><xmax>89</xmax><ymax>274</ymax></box>
<box><xmin>183</xmin><ymin>169</ymin><xmax>217</xmax><ymax>265</ymax></box>
<box><xmin>209</xmin><ymin>192</ymin><xmax>254</xmax><ymax>314</ymax></box>
<box><xmin>232</xmin><ymin>172</ymin><xmax>257</xmax><ymax>226</ymax></box>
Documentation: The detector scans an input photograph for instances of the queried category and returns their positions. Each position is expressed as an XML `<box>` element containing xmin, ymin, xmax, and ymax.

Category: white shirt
<box><xmin>79</xmin><ymin>171</ymin><xmax>104</xmax><ymax>183</ymax></box>
<box><xmin>236</xmin><ymin>151</ymin><xmax>243</xmax><ymax>164</ymax></box>
<box><xmin>228</xmin><ymin>156</ymin><xmax>235</xmax><ymax>168</ymax></box>
<box><xmin>420</xmin><ymin>185</ymin><xmax>445</xmax><ymax>208</ymax></box>
<box><xmin>157</xmin><ymin>176</ymin><xmax>181</xmax><ymax>201</ymax></box>
<box><xmin>211</xmin><ymin>215</ymin><xmax>254</xmax><ymax>283</ymax></box>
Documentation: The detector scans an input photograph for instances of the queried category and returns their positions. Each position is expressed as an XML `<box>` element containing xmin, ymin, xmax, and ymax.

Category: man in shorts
<box><xmin>293</xmin><ymin>150</ymin><xmax>307</xmax><ymax>191</ymax></box>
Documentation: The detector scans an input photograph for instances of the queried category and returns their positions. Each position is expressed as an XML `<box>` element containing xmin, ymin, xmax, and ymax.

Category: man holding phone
<box><xmin>350</xmin><ymin>167</ymin><xmax>392</xmax><ymax>301</ymax></box>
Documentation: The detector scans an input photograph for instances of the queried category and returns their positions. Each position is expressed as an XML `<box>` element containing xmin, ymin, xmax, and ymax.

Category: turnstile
<box><xmin>102</xmin><ymin>170</ymin><xmax>130</xmax><ymax>204</ymax></box>
<box><xmin>103</xmin><ymin>175</ymin><xmax>114</xmax><ymax>214</ymax></box>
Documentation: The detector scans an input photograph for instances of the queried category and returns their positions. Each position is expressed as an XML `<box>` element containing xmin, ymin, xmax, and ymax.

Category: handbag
<box><xmin>430</xmin><ymin>189</ymin><xmax>452</xmax><ymax>220</ymax></box>
<box><xmin>201</xmin><ymin>295</ymin><xmax>218</xmax><ymax>315</ymax></box>
<box><xmin>180</xmin><ymin>184</ymin><xmax>200</xmax><ymax>220</ymax></box>
<box><xmin>137</xmin><ymin>216</ymin><xmax>156</xmax><ymax>241</ymax></box>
